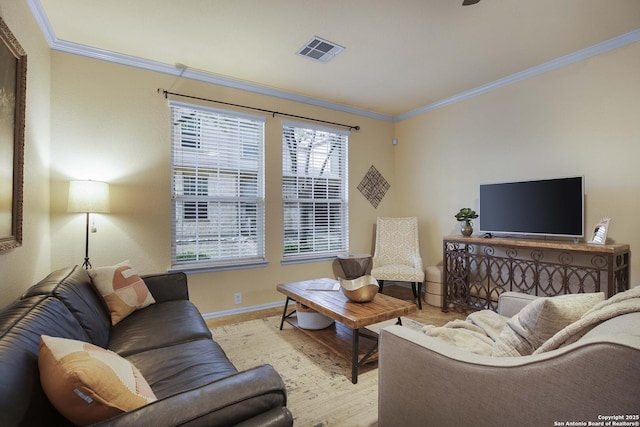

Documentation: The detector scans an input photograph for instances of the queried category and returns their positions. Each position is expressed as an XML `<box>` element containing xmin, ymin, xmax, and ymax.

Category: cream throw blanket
<box><xmin>421</xmin><ymin>287</ymin><xmax>640</xmax><ymax>357</ymax></box>
<box><xmin>422</xmin><ymin>310</ymin><xmax>508</xmax><ymax>356</ymax></box>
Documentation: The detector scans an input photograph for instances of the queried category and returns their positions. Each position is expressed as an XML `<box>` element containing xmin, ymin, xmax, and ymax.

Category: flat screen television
<box><xmin>479</xmin><ymin>176</ymin><xmax>584</xmax><ymax>239</ymax></box>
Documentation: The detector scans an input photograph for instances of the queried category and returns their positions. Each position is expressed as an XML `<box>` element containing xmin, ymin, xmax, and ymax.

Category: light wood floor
<box><xmin>206</xmin><ymin>285</ymin><xmax>472</xmax><ymax>328</ymax></box>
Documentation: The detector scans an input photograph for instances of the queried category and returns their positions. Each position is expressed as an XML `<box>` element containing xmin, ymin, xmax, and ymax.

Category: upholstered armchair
<box><xmin>371</xmin><ymin>217</ymin><xmax>425</xmax><ymax>309</ymax></box>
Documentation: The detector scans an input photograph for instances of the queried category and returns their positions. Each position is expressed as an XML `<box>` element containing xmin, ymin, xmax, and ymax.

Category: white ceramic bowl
<box><xmin>340</xmin><ymin>275</ymin><xmax>379</xmax><ymax>303</ymax></box>
<box><xmin>295</xmin><ymin>303</ymin><xmax>334</xmax><ymax>330</ymax></box>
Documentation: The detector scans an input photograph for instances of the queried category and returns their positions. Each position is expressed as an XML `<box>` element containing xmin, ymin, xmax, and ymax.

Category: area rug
<box><xmin>210</xmin><ymin>315</ymin><xmax>424</xmax><ymax>426</ymax></box>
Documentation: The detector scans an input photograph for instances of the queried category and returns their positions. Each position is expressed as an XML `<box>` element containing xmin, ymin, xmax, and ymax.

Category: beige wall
<box><xmin>0</xmin><ymin>1</ymin><xmax>52</xmax><ymax>306</ymax></box>
<box><xmin>395</xmin><ymin>41</ymin><xmax>640</xmax><ymax>286</ymax></box>
<box><xmin>48</xmin><ymin>53</ymin><xmax>397</xmax><ymax>315</ymax></box>
<box><xmin>2</xmin><ymin>5</ymin><xmax>637</xmax><ymax>312</ymax></box>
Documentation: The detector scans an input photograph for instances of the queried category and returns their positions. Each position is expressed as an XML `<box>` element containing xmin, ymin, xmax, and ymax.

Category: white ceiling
<box><xmin>33</xmin><ymin>0</ymin><xmax>640</xmax><ymax>119</ymax></box>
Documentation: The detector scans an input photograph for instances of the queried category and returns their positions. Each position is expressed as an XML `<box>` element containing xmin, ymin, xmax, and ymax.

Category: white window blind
<box><xmin>170</xmin><ymin>101</ymin><xmax>265</xmax><ymax>268</ymax></box>
<box><xmin>282</xmin><ymin>121</ymin><xmax>348</xmax><ymax>259</ymax></box>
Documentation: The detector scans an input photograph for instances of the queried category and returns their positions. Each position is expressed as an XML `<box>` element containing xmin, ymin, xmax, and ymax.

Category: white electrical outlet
<box><xmin>234</xmin><ymin>293</ymin><xmax>242</xmax><ymax>304</ymax></box>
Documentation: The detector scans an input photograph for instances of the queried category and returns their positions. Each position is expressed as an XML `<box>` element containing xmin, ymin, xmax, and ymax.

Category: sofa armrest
<box><xmin>141</xmin><ymin>272</ymin><xmax>189</xmax><ymax>302</ymax></box>
<box><xmin>95</xmin><ymin>365</ymin><xmax>292</xmax><ymax>427</ymax></box>
<box><xmin>378</xmin><ymin>325</ymin><xmax>640</xmax><ymax>427</ymax></box>
<box><xmin>497</xmin><ymin>291</ymin><xmax>539</xmax><ymax>317</ymax></box>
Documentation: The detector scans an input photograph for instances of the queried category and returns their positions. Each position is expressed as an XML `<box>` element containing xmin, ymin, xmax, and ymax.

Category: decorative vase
<box><xmin>339</xmin><ymin>276</ymin><xmax>379</xmax><ymax>303</ymax></box>
<box><xmin>460</xmin><ymin>221</ymin><xmax>473</xmax><ymax>237</ymax></box>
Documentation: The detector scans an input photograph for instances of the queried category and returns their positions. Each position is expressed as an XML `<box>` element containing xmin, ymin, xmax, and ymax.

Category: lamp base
<box><xmin>82</xmin><ymin>212</ymin><xmax>92</xmax><ymax>270</ymax></box>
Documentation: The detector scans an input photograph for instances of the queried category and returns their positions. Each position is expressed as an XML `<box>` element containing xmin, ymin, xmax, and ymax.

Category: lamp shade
<box><xmin>67</xmin><ymin>180</ymin><xmax>110</xmax><ymax>213</ymax></box>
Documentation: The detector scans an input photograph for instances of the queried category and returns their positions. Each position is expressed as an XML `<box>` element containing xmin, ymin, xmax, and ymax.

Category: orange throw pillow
<box><xmin>88</xmin><ymin>261</ymin><xmax>155</xmax><ymax>325</ymax></box>
<box><xmin>39</xmin><ymin>335</ymin><xmax>157</xmax><ymax>426</ymax></box>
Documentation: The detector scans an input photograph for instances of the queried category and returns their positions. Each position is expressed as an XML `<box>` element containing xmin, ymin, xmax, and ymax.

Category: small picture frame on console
<box><xmin>589</xmin><ymin>217</ymin><xmax>610</xmax><ymax>245</ymax></box>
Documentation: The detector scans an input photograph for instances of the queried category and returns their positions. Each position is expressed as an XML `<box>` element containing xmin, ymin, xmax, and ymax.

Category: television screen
<box><xmin>479</xmin><ymin>176</ymin><xmax>584</xmax><ymax>238</ymax></box>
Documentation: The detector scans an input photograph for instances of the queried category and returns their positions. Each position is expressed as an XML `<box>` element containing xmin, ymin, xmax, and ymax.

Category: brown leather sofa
<box><xmin>0</xmin><ymin>265</ymin><xmax>293</xmax><ymax>426</ymax></box>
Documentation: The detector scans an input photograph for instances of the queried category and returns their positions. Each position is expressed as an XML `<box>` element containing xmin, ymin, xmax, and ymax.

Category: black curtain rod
<box><xmin>157</xmin><ymin>89</ymin><xmax>360</xmax><ymax>131</ymax></box>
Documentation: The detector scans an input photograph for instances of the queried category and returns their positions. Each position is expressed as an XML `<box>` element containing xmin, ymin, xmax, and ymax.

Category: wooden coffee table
<box><xmin>277</xmin><ymin>278</ymin><xmax>417</xmax><ymax>383</ymax></box>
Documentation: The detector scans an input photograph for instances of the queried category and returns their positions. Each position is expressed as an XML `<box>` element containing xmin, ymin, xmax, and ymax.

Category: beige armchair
<box><xmin>371</xmin><ymin>217</ymin><xmax>425</xmax><ymax>309</ymax></box>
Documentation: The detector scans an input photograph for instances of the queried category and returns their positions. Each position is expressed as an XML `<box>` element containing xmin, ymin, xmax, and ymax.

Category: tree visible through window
<box><xmin>170</xmin><ymin>101</ymin><xmax>265</xmax><ymax>267</ymax></box>
<box><xmin>282</xmin><ymin>121</ymin><xmax>349</xmax><ymax>258</ymax></box>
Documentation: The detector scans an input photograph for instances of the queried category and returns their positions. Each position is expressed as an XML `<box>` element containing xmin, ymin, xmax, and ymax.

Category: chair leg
<box><xmin>379</xmin><ymin>280</ymin><xmax>421</xmax><ymax>308</ymax></box>
<box><xmin>411</xmin><ymin>282</ymin><xmax>423</xmax><ymax>310</ymax></box>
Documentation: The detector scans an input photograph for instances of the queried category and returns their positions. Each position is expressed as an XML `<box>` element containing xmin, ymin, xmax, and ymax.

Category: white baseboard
<box><xmin>201</xmin><ymin>300</ymin><xmax>286</xmax><ymax>320</ymax></box>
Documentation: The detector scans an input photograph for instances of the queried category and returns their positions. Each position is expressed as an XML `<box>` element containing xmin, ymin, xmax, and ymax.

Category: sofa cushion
<box><xmin>126</xmin><ymin>338</ymin><xmax>238</xmax><ymax>399</ymax></box>
<box><xmin>141</xmin><ymin>272</ymin><xmax>190</xmax><ymax>302</ymax></box>
<box><xmin>22</xmin><ymin>265</ymin><xmax>111</xmax><ymax>347</ymax></box>
<box><xmin>88</xmin><ymin>261</ymin><xmax>156</xmax><ymax>325</ymax></box>
<box><xmin>39</xmin><ymin>335</ymin><xmax>157</xmax><ymax>426</ymax></box>
<box><xmin>108</xmin><ymin>300</ymin><xmax>213</xmax><ymax>357</ymax></box>
<box><xmin>497</xmin><ymin>292</ymin><xmax>539</xmax><ymax>318</ymax></box>
<box><xmin>0</xmin><ymin>296</ymin><xmax>91</xmax><ymax>426</ymax></box>
<box><xmin>492</xmin><ymin>292</ymin><xmax>605</xmax><ymax>357</ymax></box>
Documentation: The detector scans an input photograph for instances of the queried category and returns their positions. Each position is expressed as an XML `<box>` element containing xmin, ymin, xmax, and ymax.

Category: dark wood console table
<box><xmin>442</xmin><ymin>235</ymin><xmax>630</xmax><ymax>312</ymax></box>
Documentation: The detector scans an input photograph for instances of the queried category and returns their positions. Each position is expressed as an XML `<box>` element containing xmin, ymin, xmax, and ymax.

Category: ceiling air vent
<box><xmin>296</xmin><ymin>36</ymin><xmax>344</xmax><ymax>63</ymax></box>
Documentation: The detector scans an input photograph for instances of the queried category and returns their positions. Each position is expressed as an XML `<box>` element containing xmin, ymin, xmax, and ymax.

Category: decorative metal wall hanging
<box><xmin>357</xmin><ymin>165</ymin><xmax>389</xmax><ymax>208</ymax></box>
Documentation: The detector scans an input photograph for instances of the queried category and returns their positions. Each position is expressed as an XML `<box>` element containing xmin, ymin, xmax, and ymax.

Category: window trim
<box><xmin>168</xmin><ymin>259</ymin><xmax>268</xmax><ymax>274</ymax></box>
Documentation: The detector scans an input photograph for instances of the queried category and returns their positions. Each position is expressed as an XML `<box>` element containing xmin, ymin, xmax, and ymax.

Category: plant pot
<box><xmin>460</xmin><ymin>221</ymin><xmax>473</xmax><ymax>237</ymax></box>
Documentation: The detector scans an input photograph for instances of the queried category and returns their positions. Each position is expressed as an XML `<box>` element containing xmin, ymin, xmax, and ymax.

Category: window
<box><xmin>183</xmin><ymin>176</ymin><xmax>208</xmax><ymax>221</ymax></box>
<box><xmin>170</xmin><ymin>101</ymin><xmax>265</xmax><ymax>269</ymax></box>
<box><xmin>282</xmin><ymin>121</ymin><xmax>348</xmax><ymax>260</ymax></box>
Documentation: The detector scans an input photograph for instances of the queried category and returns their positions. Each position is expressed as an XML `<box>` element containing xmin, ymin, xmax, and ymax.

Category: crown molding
<box><xmin>26</xmin><ymin>0</ymin><xmax>393</xmax><ymax>122</ymax></box>
<box><xmin>395</xmin><ymin>28</ymin><xmax>640</xmax><ymax>122</ymax></box>
<box><xmin>28</xmin><ymin>0</ymin><xmax>639</xmax><ymax>123</ymax></box>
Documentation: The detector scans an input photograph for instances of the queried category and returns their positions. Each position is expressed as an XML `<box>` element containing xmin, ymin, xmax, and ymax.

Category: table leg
<box><xmin>279</xmin><ymin>297</ymin><xmax>294</xmax><ymax>330</ymax></box>
<box><xmin>350</xmin><ymin>329</ymin><xmax>381</xmax><ymax>384</ymax></box>
<box><xmin>352</xmin><ymin>328</ymin><xmax>359</xmax><ymax>384</ymax></box>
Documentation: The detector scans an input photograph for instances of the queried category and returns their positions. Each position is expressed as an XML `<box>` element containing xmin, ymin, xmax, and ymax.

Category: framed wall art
<box><xmin>0</xmin><ymin>17</ymin><xmax>26</xmax><ymax>252</ymax></box>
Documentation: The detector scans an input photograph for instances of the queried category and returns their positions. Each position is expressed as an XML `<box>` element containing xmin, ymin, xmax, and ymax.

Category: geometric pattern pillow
<box><xmin>491</xmin><ymin>292</ymin><xmax>605</xmax><ymax>357</ymax></box>
<box><xmin>88</xmin><ymin>261</ymin><xmax>155</xmax><ymax>325</ymax></box>
<box><xmin>38</xmin><ymin>335</ymin><xmax>157</xmax><ymax>426</ymax></box>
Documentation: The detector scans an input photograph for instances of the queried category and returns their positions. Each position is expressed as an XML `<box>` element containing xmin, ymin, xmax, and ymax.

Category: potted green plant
<box><xmin>455</xmin><ymin>208</ymin><xmax>478</xmax><ymax>237</ymax></box>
